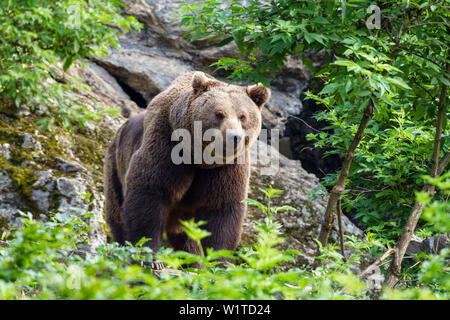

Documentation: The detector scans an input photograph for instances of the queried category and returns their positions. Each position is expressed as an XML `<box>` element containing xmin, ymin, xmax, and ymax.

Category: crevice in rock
<box><xmin>115</xmin><ymin>79</ymin><xmax>148</xmax><ymax>109</ymax></box>
<box><xmin>285</xmin><ymin>97</ymin><xmax>342</xmax><ymax>179</ymax></box>
<box><xmin>285</xmin><ymin>95</ymin><xmax>368</xmax><ymax>230</ymax></box>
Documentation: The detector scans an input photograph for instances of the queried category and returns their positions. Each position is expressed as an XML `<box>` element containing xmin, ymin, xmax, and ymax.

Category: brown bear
<box><xmin>104</xmin><ymin>71</ymin><xmax>270</xmax><ymax>257</ymax></box>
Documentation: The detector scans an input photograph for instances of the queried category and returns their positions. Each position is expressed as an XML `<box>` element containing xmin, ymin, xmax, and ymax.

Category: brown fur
<box><xmin>104</xmin><ymin>71</ymin><xmax>270</xmax><ymax>255</ymax></box>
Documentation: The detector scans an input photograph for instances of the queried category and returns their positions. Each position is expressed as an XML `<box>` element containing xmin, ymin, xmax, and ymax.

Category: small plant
<box><xmin>0</xmin><ymin>186</ymin><xmax>447</xmax><ymax>299</ymax></box>
<box><xmin>179</xmin><ymin>219</ymin><xmax>211</xmax><ymax>259</ymax></box>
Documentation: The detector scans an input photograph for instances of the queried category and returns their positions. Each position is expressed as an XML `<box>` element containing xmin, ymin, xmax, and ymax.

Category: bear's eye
<box><xmin>239</xmin><ymin>114</ymin><xmax>246</xmax><ymax>122</ymax></box>
<box><xmin>216</xmin><ymin>112</ymin><xmax>225</xmax><ymax>121</ymax></box>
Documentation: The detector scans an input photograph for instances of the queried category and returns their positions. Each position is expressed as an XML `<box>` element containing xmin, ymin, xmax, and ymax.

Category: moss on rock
<box><xmin>0</xmin><ymin>111</ymin><xmax>116</xmax><ymax>221</ymax></box>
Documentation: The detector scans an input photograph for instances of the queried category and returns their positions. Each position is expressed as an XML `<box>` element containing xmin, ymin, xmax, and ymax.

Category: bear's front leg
<box><xmin>122</xmin><ymin>185</ymin><xmax>170</xmax><ymax>250</ymax></box>
<box><xmin>122</xmin><ymin>149</ymin><xmax>194</xmax><ymax>252</ymax></box>
<box><xmin>196</xmin><ymin>201</ymin><xmax>247</xmax><ymax>252</ymax></box>
<box><xmin>190</xmin><ymin>162</ymin><xmax>250</xmax><ymax>255</ymax></box>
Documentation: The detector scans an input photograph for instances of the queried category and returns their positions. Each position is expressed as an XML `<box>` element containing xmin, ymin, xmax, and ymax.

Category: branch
<box><xmin>393</xmin><ymin>260</ymin><xmax>422</xmax><ymax>288</ymax></box>
<box><xmin>337</xmin><ymin>198</ymin><xmax>347</xmax><ymax>262</ymax></box>
<box><xmin>411</xmin><ymin>79</ymin><xmax>437</xmax><ymax>101</ymax></box>
<box><xmin>410</xmin><ymin>21</ymin><xmax>449</xmax><ymax>28</ymax></box>
<box><xmin>360</xmin><ymin>248</ymin><xmax>396</xmax><ymax>280</ymax></box>
<box><xmin>438</xmin><ymin>152</ymin><xmax>450</xmax><ymax>176</ymax></box>
<box><xmin>287</xmin><ymin>115</ymin><xmax>323</xmax><ymax>133</ymax></box>
<box><xmin>318</xmin><ymin>100</ymin><xmax>374</xmax><ymax>247</ymax></box>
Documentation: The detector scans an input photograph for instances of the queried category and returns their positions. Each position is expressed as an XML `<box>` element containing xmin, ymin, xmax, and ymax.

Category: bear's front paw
<box><xmin>149</xmin><ymin>261</ymin><xmax>165</xmax><ymax>270</ymax></box>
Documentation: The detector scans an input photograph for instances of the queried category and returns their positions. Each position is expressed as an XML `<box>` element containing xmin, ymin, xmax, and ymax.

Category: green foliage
<box><xmin>178</xmin><ymin>0</ymin><xmax>449</xmax><ymax>245</ymax></box>
<box><xmin>180</xmin><ymin>219</ymin><xmax>210</xmax><ymax>258</ymax></box>
<box><xmin>418</xmin><ymin>173</ymin><xmax>450</xmax><ymax>233</ymax></box>
<box><xmin>0</xmin><ymin>0</ymin><xmax>141</xmax><ymax>130</ymax></box>
<box><xmin>177</xmin><ymin>0</ymin><xmax>449</xmax><ymax>294</ymax></box>
<box><xmin>0</xmin><ymin>187</ymin><xmax>447</xmax><ymax>300</ymax></box>
<box><xmin>382</xmin><ymin>248</ymin><xmax>449</xmax><ymax>299</ymax></box>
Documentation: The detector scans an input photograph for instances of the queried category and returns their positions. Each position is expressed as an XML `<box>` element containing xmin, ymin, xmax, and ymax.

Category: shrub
<box><xmin>0</xmin><ymin>0</ymin><xmax>141</xmax><ymax>130</ymax></box>
<box><xmin>0</xmin><ymin>187</ymin><xmax>447</xmax><ymax>300</ymax></box>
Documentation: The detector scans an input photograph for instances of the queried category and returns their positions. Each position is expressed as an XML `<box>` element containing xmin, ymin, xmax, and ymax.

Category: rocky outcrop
<box><xmin>0</xmin><ymin>62</ymin><xmax>126</xmax><ymax>250</ymax></box>
<box><xmin>93</xmin><ymin>0</ymin><xmax>323</xmax><ymax>140</ymax></box>
<box><xmin>0</xmin><ymin>115</ymin><xmax>110</xmax><ymax>251</ymax></box>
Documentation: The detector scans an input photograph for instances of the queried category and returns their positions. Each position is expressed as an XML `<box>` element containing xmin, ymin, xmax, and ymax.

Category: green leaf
<box><xmin>301</xmin><ymin>54</ymin><xmax>316</xmax><ymax>73</ymax></box>
<box><xmin>63</xmin><ymin>57</ymin><xmax>74</xmax><ymax>72</ymax></box>
<box><xmin>232</xmin><ymin>28</ymin><xmax>245</xmax><ymax>51</ymax></box>
<box><xmin>217</xmin><ymin>37</ymin><xmax>233</xmax><ymax>47</ymax></box>
<box><xmin>386</xmin><ymin>77</ymin><xmax>411</xmax><ymax>90</ymax></box>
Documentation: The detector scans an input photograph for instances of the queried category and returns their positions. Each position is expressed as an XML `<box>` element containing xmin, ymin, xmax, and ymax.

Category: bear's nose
<box><xmin>227</xmin><ymin>133</ymin><xmax>242</xmax><ymax>148</ymax></box>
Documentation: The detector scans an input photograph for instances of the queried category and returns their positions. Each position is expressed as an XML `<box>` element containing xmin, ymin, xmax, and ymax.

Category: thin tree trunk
<box><xmin>385</xmin><ymin>62</ymin><xmax>449</xmax><ymax>288</ymax></box>
<box><xmin>337</xmin><ymin>198</ymin><xmax>347</xmax><ymax>261</ymax></box>
<box><xmin>318</xmin><ymin>101</ymin><xmax>375</xmax><ymax>247</ymax></box>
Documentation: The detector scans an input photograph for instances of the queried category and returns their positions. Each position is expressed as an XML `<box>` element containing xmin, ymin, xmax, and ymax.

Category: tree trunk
<box><xmin>385</xmin><ymin>62</ymin><xmax>449</xmax><ymax>288</ymax></box>
<box><xmin>318</xmin><ymin>101</ymin><xmax>374</xmax><ymax>247</ymax></box>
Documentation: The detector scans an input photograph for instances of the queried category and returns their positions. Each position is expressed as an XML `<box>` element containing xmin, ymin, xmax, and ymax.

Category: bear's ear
<box><xmin>246</xmin><ymin>83</ymin><xmax>271</xmax><ymax>110</ymax></box>
<box><xmin>192</xmin><ymin>71</ymin><xmax>213</xmax><ymax>95</ymax></box>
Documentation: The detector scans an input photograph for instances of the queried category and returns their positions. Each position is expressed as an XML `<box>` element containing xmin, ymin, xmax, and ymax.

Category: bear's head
<box><xmin>186</xmin><ymin>71</ymin><xmax>270</xmax><ymax>166</ymax></box>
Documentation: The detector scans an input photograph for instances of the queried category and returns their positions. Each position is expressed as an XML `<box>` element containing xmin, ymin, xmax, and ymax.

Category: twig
<box><xmin>412</xmin><ymin>79</ymin><xmax>436</xmax><ymax>101</ymax></box>
<box><xmin>287</xmin><ymin>115</ymin><xmax>323</xmax><ymax>133</ymax></box>
<box><xmin>336</xmin><ymin>198</ymin><xmax>347</xmax><ymax>262</ymax></box>
<box><xmin>393</xmin><ymin>260</ymin><xmax>422</xmax><ymax>288</ymax></box>
<box><xmin>433</xmin><ymin>234</ymin><xmax>441</xmax><ymax>254</ymax></box>
<box><xmin>438</xmin><ymin>152</ymin><xmax>450</xmax><ymax>176</ymax></box>
<box><xmin>410</xmin><ymin>21</ymin><xmax>449</xmax><ymax>28</ymax></box>
<box><xmin>360</xmin><ymin>248</ymin><xmax>396</xmax><ymax>280</ymax></box>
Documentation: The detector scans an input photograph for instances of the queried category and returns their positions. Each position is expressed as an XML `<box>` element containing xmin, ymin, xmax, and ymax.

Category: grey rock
<box><xmin>263</xmin><ymin>89</ymin><xmax>303</xmax><ymax>132</ymax></box>
<box><xmin>21</xmin><ymin>133</ymin><xmax>42</xmax><ymax>151</ymax></box>
<box><xmin>0</xmin><ymin>171</ymin><xmax>12</xmax><ymax>191</ymax></box>
<box><xmin>83</xmin><ymin>61</ymin><xmax>132</xmax><ymax>101</ymax></box>
<box><xmin>54</xmin><ymin>176</ymin><xmax>107</xmax><ymax>251</ymax></box>
<box><xmin>56</xmin><ymin>177</ymin><xmax>85</xmax><ymax>198</ymax></box>
<box><xmin>31</xmin><ymin>189</ymin><xmax>50</xmax><ymax>212</ymax></box>
<box><xmin>95</xmin><ymin>39</ymin><xmax>193</xmax><ymax>102</ymax></box>
<box><xmin>18</xmin><ymin>105</ymin><xmax>31</xmax><ymax>117</ymax></box>
<box><xmin>365</xmin><ymin>267</ymin><xmax>385</xmax><ymax>296</ymax></box>
<box><xmin>55</xmin><ymin>157</ymin><xmax>85</xmax><ymax>173</ymax></box>
<box><xmin>33</xmin><ymin>170</ymin><xmax>53</xmax><ymax>188</ymax></box>
<box><xmin>278</xmin><ymin>137</ymin><xmax>293</xmax><ymax>159</ymax></box>
<box><xmin>122</xmin><ymin>0</ymin><xmax>197</xmax><ymax>50</ymax></box>
<box><xmin>406</xmin><ymin>234</ymin><xmax>449</xmax><ymax>255</ymax></box>
<box><xmin>0</xmin><ymin>171</ymin><xmax>23</xmax><ymax>227</ymax></box>
<box><xmin>77</xmin><ymin>61</ymin><xmax>142</xmax><ymax>118</ymax></box>
<box><xmin>0</xmin><ymin>143</ymin><xmax>11</xmax><ymax>160</ymax></box>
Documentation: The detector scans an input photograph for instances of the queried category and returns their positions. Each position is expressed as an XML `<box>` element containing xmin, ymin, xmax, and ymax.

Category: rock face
<box><xmin>0</xmin><ymin>115</ymin><xmax>110</xmax><ymax>251</ymax></box>
<box><xmin>0</xmin><ymin>63</ymin><xmax>123</xmax><ymax>250</ymax></box>
<box><xmin>0</xmin><ymin>0</ymin><xmax>366</xmax><ymax>269</ymax></box>
<box><xmin>246</xmin><ymin>141</ymin><xmax>363</xmax><ymax>265</ymax></box>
